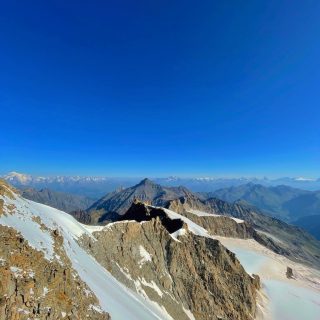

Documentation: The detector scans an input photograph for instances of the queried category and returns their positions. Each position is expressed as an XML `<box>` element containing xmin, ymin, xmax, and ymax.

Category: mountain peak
<box><xmin>137</xmin><ymin>178</ymin><xmax>155</xmax><ymax>186</ymax></box>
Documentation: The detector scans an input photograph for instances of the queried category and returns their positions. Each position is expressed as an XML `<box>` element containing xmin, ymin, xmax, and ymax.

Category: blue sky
<box><xmin>1</xmin><ymin>1</ymin><xmax>320</xmax><ymax>177</ymax></box>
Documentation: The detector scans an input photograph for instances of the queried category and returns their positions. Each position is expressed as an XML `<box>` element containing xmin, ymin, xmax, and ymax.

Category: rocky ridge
<box><xmin>164</xmin><ymin>195</ymin><xmax>320</xmax><ymax>268</ymax></box>
<box><xmin>81</xmin><ymin>201</ymin><xmax>260</xmax><ymax>320</ymax></box>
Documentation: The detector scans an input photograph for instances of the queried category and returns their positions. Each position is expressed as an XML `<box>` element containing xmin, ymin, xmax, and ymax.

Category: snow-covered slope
<box><xmin>0</xmin><ymin>184</ymin><xmax>171</xmax><ymax>320</ymax></box>
<box><xmin>218</xmin><ymin>237</ymin><xmax>320</xmax><ymax>320</ymax></box>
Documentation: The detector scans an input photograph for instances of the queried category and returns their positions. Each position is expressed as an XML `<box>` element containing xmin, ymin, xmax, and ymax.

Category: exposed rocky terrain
<box><xmin>165</xmin><ymin>195</ymin><xmax>320</xmax><ymax>269</ymax></box>
<box><xmin>0</xmin><ymin>180</ymin><xmax>109</xmax><ymax>319</ymax></box>
<box><xmin>81</xmin><ymin>202</ymin><xmax>260</xmax><ymax>320</ymax></box>
<box><xmin>0</xmin><ymin>225</ymin><xmax>110</xmax><ymax>320</ymax></box>
<box><xmin>85</xmin><ymin>179</ymin><xmax>320</xmax><ymax>269</ymax></box>
<box><xmin>2</xmin><ymin>178</ymin><xmax>320</xmax><ymax>319</ymax></box>
<box><xmin>0</xmin><ymin>179</ymin><xmax>261</xmax><ymax>320</ymax></box>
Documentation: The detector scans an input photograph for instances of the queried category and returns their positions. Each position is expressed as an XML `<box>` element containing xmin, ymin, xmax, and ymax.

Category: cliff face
<box><xmin>0</xmin><ymin>225</ymin><xmax>110</xmax><ymax>320</ymax></box>
<box><xmin>81</xmin><ymin>203</ymin><xmax>259</xmax><ymax>320</ymax></box>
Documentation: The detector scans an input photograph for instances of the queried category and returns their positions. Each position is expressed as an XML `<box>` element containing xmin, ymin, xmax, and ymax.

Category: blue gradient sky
<box><xmin>1</xmin><ymin>1</ymin><xmax>320</xmax><ymax>177</ymax></box>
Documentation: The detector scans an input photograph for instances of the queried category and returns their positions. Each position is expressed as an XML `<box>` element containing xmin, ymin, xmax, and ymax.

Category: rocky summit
<box><xmin>86</xmin><ymin>178</ymin><xmax>195</xmax><ymax>224</ymax></box>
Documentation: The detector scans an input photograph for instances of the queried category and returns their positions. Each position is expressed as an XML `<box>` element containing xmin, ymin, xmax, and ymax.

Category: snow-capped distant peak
<box><xmin>4</xmin><ymin>171</ymin><xmax>32</xmax><ymax>184</ymax></box>
<box><xmin>294</xmin><ymin>177</ymin><xmax>316</xmax><ymax>181</ymax></box>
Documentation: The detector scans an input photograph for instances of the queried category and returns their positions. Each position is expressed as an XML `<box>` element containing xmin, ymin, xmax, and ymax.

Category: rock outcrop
<box><xmin>0</xmin><ymin>225</ymin><xmax>110</xmax><ymax>320</ymax></box>
<box><xmin>81</xmin><ymin>202</ymin><xmax>259</xmax><ymax>320</ymax></box>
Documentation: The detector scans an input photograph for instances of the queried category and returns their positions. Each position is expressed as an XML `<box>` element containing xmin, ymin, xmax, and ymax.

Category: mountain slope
<box><xmin>82</xmin><ymin>202</ymin><xmax>260</xmax><ymax>320</ymax></box>
<box><xmin>211</xmin><ymin>183</ymin><xmax>320</xmax><ymax>221</ymax></box>
<box><xmin>294</xmin><ymin>215</ymin><xmax>320</xmax><ymax>240</ymax></box>
<box><xmin>1</xmin><ymin>179</ymin><xmax>320</xmax><ymax>319</ymax></box>
<box><xmin>165</xmin><ymin>195</ymin><xmax>320</xmax><ymax>269</ymax></box>
<box><xmin>109</xmin><ymin>201</ymin><xmax>320</xmax><ymax>320</ymax></box>
<box><xmin>20</xmin><ymin>187</ymin><xmax>95</xmax><ymax>213</ymax></box>
<box><xmin>0</xmin><ymin>180</ymin><xmax>172</xmax><ymax>319</ymax></box>
<box><xmin>0</xmin><ymin>180</ymin><xmax>261</xmax><ymax>319</ymax></box>
<box><xmin>87</xmin><ymin>178</ymin><xmax>197</xmax><ymax>223</ymax></box>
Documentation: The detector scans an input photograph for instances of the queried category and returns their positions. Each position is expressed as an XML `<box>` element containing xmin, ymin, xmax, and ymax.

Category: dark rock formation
<box><xmin>286</xmin><ymin>267</ymin><xmax>294</xmax><ymax>279</ymax></box>
<box><xmin>68</xmin><ymin>209</ymin><xmax>92</xmax><ymax>224</ymax></box>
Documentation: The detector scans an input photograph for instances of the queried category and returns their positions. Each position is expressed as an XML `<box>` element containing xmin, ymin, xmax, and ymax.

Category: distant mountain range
<box><xmin>209</xmin><ymin>183</ymin><xmax>320</xmax><ymax>239</ymax></box>
<box><xmin>3</xmin><ymin>171</ymin><xmax>320</xmax><ymax>198</ymax></box>
<box><xmin>9</xmin><ymin>171</ymin><xmax>320</xmax><ymax>240</ymax></box>
<box><xmin>3</xmin><ymin>171</ymin><xmax>139</xmax><ymax>197</ymax></box>
<box><xmin>210</xmin><ymin>183</ymin><xmax>320</xmax><ymax>220</ymax></box>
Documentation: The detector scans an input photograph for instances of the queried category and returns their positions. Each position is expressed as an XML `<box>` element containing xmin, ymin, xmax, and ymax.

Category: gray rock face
<box><xmin>81</xmin><ymin>204</ymin><xmax>259</xmax><ymax>320</ymax></box>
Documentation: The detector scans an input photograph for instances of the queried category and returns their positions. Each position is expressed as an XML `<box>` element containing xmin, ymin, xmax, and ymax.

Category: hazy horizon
<box><xmin>2</xmin><ymin>170</ymin><xmax>319</xmax><ymax>180</ymax></box>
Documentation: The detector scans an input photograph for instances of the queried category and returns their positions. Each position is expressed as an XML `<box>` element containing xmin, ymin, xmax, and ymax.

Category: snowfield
<box><xmin>188</xmin><ymin>209</ymin><xmax>244</xmax><ymax>223</ymax></box>
<box><xmin>0</xmin><ymin>192</ymin><xmax>172</xmax><ymax>320</ymax></box>
<box><xmin>214</xmin><ymin>236</ymin><xmax>320</xmax><ymax>320</ymax></box>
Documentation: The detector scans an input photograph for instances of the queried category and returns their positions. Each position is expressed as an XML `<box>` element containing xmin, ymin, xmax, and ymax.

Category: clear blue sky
<box><xmin>1</xmin><ymin>1</ymin><xmax>319</xmax><ymax>177</ymax></box>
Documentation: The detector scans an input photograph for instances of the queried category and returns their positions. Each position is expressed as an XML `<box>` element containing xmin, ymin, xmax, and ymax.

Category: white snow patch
<box><xmin>0</xmin><ymin>197</ymin><xmax>56</xmax><ymax>260</ymax></box>
<box><xmin>188</xmin><ymin>209</ymin><xmax>244</xmax><ymax>223</ymax></box>
<box><xmin>28</xmin><ymin>270</ymin><xmax>35</xmax><ymax>278</ymax></box>
<box><xmin>89</xmin><ymin>304</ymin><xmax>104</xmax><ymax>313</ymax></box>
<box><xmin>182</xmin><ymin>307</ymin><xmax>196</xmax><ymax>320</ymax></box>
<box><xmin>104</xmin><ymin>220</ymin><xmax>136</xmax><ymax>229</ymax></box>
<box><xmin>61</xmin><ymin>311</ymin><xmax>66</xmax><ymax>318</ymax></box>
<box><xmin>213</xmin><ymin>236</ymin><xmax>320</xmax><ymax>320</ymax></box>
<box><xmin>10</xmin><ymin>266</ymin><xmax>23</xmax><ymax>278</ymax></box>
<box><xmin>140</xmin><ymin>278</ymin><xmax>163</xmax><ymax>297</ymax></box>
<box><xmin>17</xmin><ymin>308</ymin><xmax>30</xmax><ymax>315</ymax></box>
<box><xmin>84</xmin><ymin>288</ymin><xmax>92</xmax><ymax>297</ymax></box>
<box><xmin>163</xmin><ymin>208</ymin><xmax>210</xmax><ymax>238</ymax></box>
<box><xmin>170</xmin><ymin>228</ymin><xmax>187</xmax><ymax>241</ymax></box>
<box><xmin>139</xmin><ymin>245</ymin><xmax>152</xmax><ymax>266</ymax></box>
<box><xmin>42</xmin><ymin>287</ymin><xmax>49</xmax><ymax>297</ymax></box>
<box><xmin>81</xmin><ymin>224</ymin><xmax>105</xmax><ymax>233</ymax></box>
